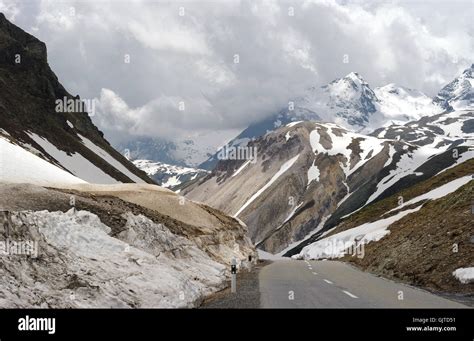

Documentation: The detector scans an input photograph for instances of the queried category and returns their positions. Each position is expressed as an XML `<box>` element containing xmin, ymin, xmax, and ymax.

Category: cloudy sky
<box><xmin>1</xmin><ymin>0</ymin><xmax>473</xmax><ymax>144</ymax></box>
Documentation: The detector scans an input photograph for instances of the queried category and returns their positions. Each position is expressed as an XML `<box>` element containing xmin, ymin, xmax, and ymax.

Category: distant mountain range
<box><xmin>199</xmin><ymin>66</ymin><xmax>472</xmax><ymax>170</ymax></box>
<box><xmin>119</xmin><ymin>130</ymin><xmax>236</xmax><ymax>169</ymax></box>
<box><xmin>132</xmin><ymin>159</ymin><xmax>208</xmax><ymax>189</ymax></box>
<box><xmin>125</xmin><ymin>65</ymin><xmax>473</xmax><ymax>189</ymax></box>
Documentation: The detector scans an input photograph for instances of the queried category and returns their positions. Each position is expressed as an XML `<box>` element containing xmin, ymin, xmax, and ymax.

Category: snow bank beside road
<box><xmin>2</xmin><ymin>209</ymin><xmax>227</xmax><ymax>308</ymax></box>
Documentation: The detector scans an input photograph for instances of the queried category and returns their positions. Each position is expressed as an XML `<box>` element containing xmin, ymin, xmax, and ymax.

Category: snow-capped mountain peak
<box><xmin>296</xmin><ymin>72</ymin><xmax>378</xmax><ymax>129</ymax></box>
<box><xmin>434</xmin><ymin>64</ymin><xmax>474</xmax><ymax>110</ymax></box>
<box><xmin>344</xmin><ymin>71</ymin><xmax>367</xmax><ymax>84</ymax></box>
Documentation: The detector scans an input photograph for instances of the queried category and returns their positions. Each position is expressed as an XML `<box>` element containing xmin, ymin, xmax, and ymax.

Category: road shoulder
<box><xmin>200</xmin><ymin>260</ymin><xmax>270</xmax><ymax>309</ymax></box>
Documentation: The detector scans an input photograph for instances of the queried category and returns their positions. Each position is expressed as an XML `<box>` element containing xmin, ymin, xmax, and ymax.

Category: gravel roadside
<box><xmin>200</xmin><ymin>260</ymin><xmax>271</xmax><ymax>309</ymax></box>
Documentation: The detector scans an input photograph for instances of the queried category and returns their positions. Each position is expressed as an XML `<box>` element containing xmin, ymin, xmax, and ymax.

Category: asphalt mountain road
<box><xmin>259</xmin><ymin>260</ymin><xmax>468</xmax><ymax>308</ymax></box>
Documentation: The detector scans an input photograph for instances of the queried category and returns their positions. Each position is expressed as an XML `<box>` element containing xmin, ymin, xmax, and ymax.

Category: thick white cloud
<box><xmin>4</xmin><ymin>0</ymin><xmax>474</xmax><ymax>143</ymax></box>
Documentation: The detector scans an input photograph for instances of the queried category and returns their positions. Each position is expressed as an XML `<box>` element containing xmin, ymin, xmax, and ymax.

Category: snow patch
<box><xmin>286</xmin><ymin>121</ymin><xmax>303</xmax><ymax>128</ymax></box>
<box><xmin>386</xmin><ymin>176</ymin><xmax>472</xmax><ymax>214</ymax></box>
<box><xmin>453</xmin><ymin>267</ymin><xmax>474</xmax><ymax>284</ymax></box>
<box><xmin>295</xmin><ymin>206</ymin><xmax>422</xmax><ymax>260</ymax></box>
<box><xmin>307</xmin><ymin>161</ymin><xmax>320</xmax><ymax>187</ymax></box>
<box><xmin>28</xmin><ymin>133</ymin><xmax>119</xmax><ymax>184</ymax></box>
<box><xmin>78</xmin><ymin>134</ymin><xmax>145</xmax><ymax>183</ymax></box>
<box><xmin>232</xmin><ymin>160</ymin><xmax>251</xmax><ymax>177</ymax></box>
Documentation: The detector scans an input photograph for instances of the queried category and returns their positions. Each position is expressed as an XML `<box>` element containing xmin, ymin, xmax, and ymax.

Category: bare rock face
<box><xmin>0</xmin><ymin>14</ymin><xmax>152</xmax><ymax>184</ymax></box>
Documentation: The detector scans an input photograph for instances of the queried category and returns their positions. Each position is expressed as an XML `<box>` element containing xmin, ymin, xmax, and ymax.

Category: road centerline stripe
<box><xmin>312</xmin><ymin>272</ymin><xmax>318</xmax><ymax>275</ymax></box>
<box><xmin>323</xmin><ymin>279</ymin><xmax>333</xmax><ymax>284</ymax></box>
<box><xmin>342</xmin><ymin>290</ymin><xmax>358</xmax><ymax>298</ymax></box>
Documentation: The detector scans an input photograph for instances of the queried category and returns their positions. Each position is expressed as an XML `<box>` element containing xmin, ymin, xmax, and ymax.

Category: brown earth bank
<box><xmin>342</xmin><ymin>181</ymin><xmax>473</xmax><ymax>296</ymax></box>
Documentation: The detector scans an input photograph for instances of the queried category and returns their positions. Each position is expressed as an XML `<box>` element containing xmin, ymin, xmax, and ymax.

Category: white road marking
<box><xmin>342</xmin><ymin>290</ymin><xmax>358</xmax><ymax>298</ymax></box>
<box><xmin>312</xmin><ymin>272</ymin><xmax>318</xmax><ymax>275</ymax></box>
<box><xmin>324</xmin><ymin>279</ymin><xmax>333</xmax><ymax>284</ymax></box>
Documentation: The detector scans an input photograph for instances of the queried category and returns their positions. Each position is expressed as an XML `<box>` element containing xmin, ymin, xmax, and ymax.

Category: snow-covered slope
<box><xmin>133</xmin><ymin>159</ymin><xmax>208</xmax><ymax>189</ymax></box>
<box><xmin>374</xmin><ymin>83</ymin><xmax>441</xmax><ymax>124</ymax></box>
<box><xmin>78</xmin><ymin>134</ymin><xmax>145</xmax><ymax>183</ymax></box>
<box><xmin>296</xmin><ymin>206</ymin><xmax>423</xmax><ymax>260</ymax></box>
<box><xmin>372</xmin><ymin>109</ymin><xmax>474</xmax><ymax>146</ymax></box>
<box><xmin>0</xmin><ymin>136</ymin><xmax>86</xmax><ymax>186</ymax></box>
<box><xmin>26</xmin><ymin>132</ymin><xmax>121</xmax><ymax>184</ymax></box>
